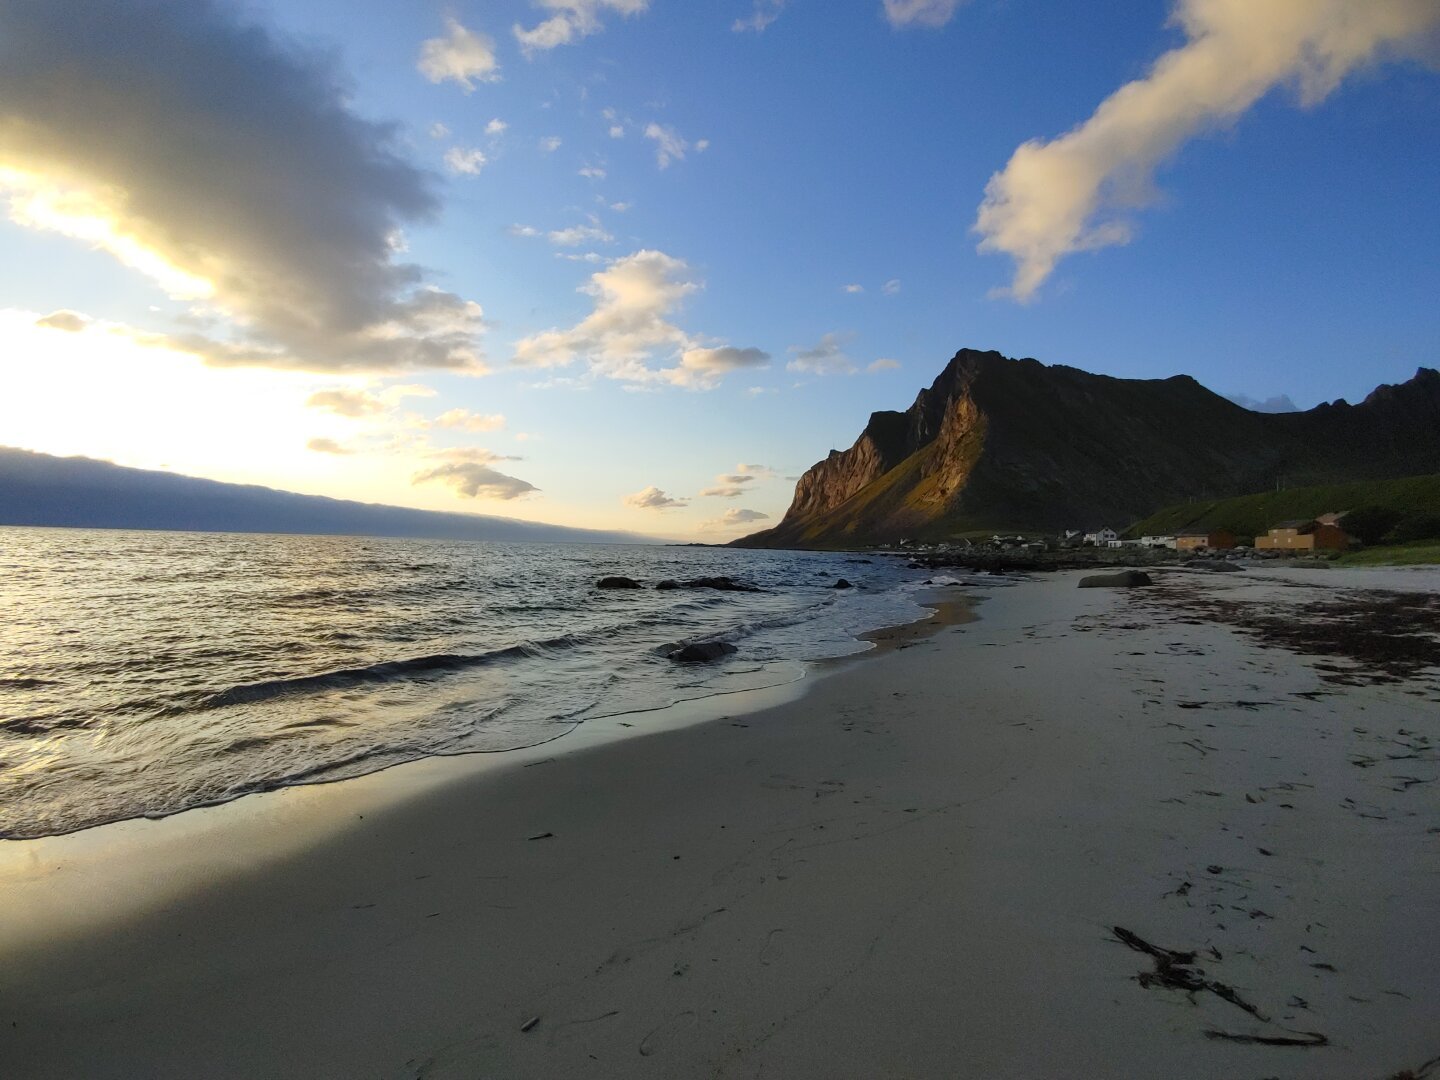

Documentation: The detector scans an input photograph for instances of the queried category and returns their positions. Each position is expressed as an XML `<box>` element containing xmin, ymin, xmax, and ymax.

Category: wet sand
<box><xmin>1</xmin><ymin>568</ymin><xmax>1437</xmax><ymax>1079</ymax></box>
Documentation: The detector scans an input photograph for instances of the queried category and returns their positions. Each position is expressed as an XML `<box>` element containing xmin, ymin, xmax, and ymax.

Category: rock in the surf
<box><xmin>668</xmin><ymin>641</ymin><xmax>739</xmax><ymax>663</ymax></box>
<box><xmin>1078</xmin><ymin>570</ymin><xmax>1153</xmax><ymax>589</ymax></box>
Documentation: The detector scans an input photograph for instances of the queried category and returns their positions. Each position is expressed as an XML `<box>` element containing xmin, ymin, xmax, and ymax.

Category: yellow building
<box><xmin>1256</xmin><ymin>518</ymin><xmax>1350</xmax><ymax>551</ymax></box>
<box><xmin>1175</xmin><ymin>530</ymin><xmax>1235</xmax><ymax>552</ymax></box>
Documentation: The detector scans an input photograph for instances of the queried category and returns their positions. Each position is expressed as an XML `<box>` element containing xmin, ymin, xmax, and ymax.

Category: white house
<box><xmin>1140</xmin><ymin>534</ymin><xmax>1178</xmax><ymax>549</ymax></box>
<box><xmin>1083</xmin><ymin>528</ymin><xmax>1118</xmax><ymax>546</ymax></box>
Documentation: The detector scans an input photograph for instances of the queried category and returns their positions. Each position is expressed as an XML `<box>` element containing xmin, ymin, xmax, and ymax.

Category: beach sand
<box><xmin>2</xmin><ymin>567</ymin><xmax>1438</xmax><ymax>1079</ymax></box>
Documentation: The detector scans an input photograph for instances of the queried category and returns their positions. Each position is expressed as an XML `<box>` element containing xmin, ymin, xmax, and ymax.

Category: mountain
<box><xmin>736</xmin><ymin>349</ymin><xmax>1440</xmax><ymax>548</ymax></box>
<box><xmin>0</xmin><ymin>448</ymin><xmax>657</xmax><ymax>545</ymax></box>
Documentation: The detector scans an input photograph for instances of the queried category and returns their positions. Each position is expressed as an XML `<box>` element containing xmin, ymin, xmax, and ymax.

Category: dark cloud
<box><xmin>0</xmin><ymin>0</ymin><xmax>484</xmax><ymax>374</ymax></box>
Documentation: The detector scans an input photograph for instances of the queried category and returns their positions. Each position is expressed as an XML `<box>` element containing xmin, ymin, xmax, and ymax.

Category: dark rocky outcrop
<box><xmin>733</xmin><ymin>350</ymin><xmax>1440</xmax><ymax>548</ymax></box>
<box><xmin>668</xmin><ymin>641</ymin><xmax>738</xmax><ymax>663</ymax></box>
<box><xmin>832</xmin><ymin>579</ymin><xmax>853</xmax><ymax>589</ymax></box>
<box><xmin>1079</xmin><ymin>570</ymin><xmax>1154</xmax><ymax>588</ymax></box>
<box><xmin>655</xmin><ymin>577</ymin><xmax>761</xmax><ymax>593</ymax></box>
<box><xmin>597</xmin><ymin>576</ymin><xmax>642</xmax><ymax>589</ymax></box>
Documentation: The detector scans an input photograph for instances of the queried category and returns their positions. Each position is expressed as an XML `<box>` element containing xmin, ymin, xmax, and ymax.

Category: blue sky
<box><xmin>1</xmin><ymin>0</ymin><xmax>1437</xmax><ymax>538</ymax></box>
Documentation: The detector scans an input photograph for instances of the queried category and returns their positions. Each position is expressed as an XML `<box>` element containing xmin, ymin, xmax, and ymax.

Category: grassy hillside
<box><xmin>1126</xmin><ymin>473</ymin><xmax>1440</xmax><ymax>540</ymax></box>
<box><xmin>1336</xmin><ymin>542</ymin><xmax>1440</xmax><ymax>566</ymax></box>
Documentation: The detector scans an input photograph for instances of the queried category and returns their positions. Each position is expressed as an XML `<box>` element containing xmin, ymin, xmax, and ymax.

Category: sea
<box><xmin>0</xmin><ymin>526</ymin><xmax>976</xmax><ymax>840</ymax></box>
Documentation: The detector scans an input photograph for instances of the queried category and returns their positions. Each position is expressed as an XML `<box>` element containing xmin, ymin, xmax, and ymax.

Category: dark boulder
<box><xmin>833</xmin><ymin>578</ymin><xmax>853</xmax><ymax>589</ymax></box>
<box><xmin>597</xmin><ymin>576</ymin><xmax>642</xmax><ymax>589</ymax></box>
<box><xmin>657</xmin><ymin>576</ymin><xmax>761</xmax><ymax>593</ymax></box>
<box><xmin>655</xmin><ymin>580</ymin><xmax>679</xmax><ymax>590</ymax></box>
<box><xmin>669</xmin><ymin>641</ymin><xmax>738</xmax><ymax>663</ymax></box>
<box><xmin>1078</xmin><ymin>570</ymin><xmax>1154</xmax><ymax>589</ymax></box>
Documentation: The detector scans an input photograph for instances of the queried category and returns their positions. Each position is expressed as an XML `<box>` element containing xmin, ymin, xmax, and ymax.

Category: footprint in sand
<box><xmin>638</xmin><ymin>1009</ymin><xmax>699</xmax><ymax>1057</ymax></box>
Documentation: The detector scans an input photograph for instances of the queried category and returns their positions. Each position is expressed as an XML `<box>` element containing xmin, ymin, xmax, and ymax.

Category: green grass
<box><xmin>1335</xmin><ymin>542</ymin><xmax>1440</xmax><ymax>566</ymax></box>
<box><xmin>1127</xmin><ymin>473</ymin><xmax>1440</xmax><ymax>539</ymax></box>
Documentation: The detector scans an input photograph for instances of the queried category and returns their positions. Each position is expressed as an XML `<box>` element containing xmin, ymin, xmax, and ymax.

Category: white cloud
<box><xmin>306</xmin><ymin>389</ymin><xmax>384</xmax><ymax>417</ymax></box>
<box><xmin>578</xmin><ymin>164</ymin><xmax>607</xmax><ymax>179</ymax></box>
<box><xmin>306</xmin><ymin>437</ymin><xmax>353</xmax><ymax>455</ymax></box>
<box><xmin>35</xmin><ymin>309</ymin><xmax>88</xmax><ymax>332</ymax></box>
<box><xmin>735</xmin><ymin>462</ymin><xmax>775</xmax><ymax>478</ymax></box>
<box><xmin>868</xmin><ymin>357</ymin><xmax>901</xmax><ymax>373</ymax></box>
<box><xmin>433</xmin><ymin>408</ymin><xmax>507</xmax><ymax>432</ymax></box>
<box><xmin>609</xmin><ymin>125</ymin><xmax>626</xmax><ymax>138</ymax></box>
<box><xmin>548</xmin><ymin>222</ymin><xmax>613</xmax><ymax>246</ymax></box>
<box><xmin>883</xmin><ymin>0</ymin><xmax>965</xmax><ymax>29</ymax></box>
<box><xmin>665</xmin><ymin>346</ymin><xmax>769</xmax><ymax>389</ymax></box>
<box><xmin>734</xmin><ymin>1</ymin><xmax>787</xmax><ymax>33</ymax></box>
<box><xmin>701</xmin><ymin>471</ymin><xmax>756</xmax><ymax>498</ymax></box>
<box><xmin>703</xmin><ymin>507</ymin><xmax>770</xmax><ymax>530</ymax></box>
<box><xmin>624</xmin><ymin>485</ymin><xmax>688</xmax><ymax>510</ymax></box>
<box><xmin>513</xmin><ymin>250</ymin><xmax>768</xmax><ymax>390</ymax></box>
<box><xmin>418</xmin><ymin>16</ymin><xmax>501</xmax><ymax>92</ymax></box>
<box><xmin>1227</xmin><ymin>392</ymin><xmax>1300</xmax><ymax>413</ymax></box>
<box><xmin>485</xmin><ymin>118</ymin><xmax>508</xmax><ymax>136</ymax></box>
<box><xmin>0</xmin><ymin>2</ymin><xmax>487</xmax><ymax>375</ymax></box>
<box><xmin>444</xmin><ymin>147</ymin><xmax>488</xmax><ymax>175</ymax></box>
<box><xmin>842</xmin><ymin>283</ymin><xmax>864</xmax><ymax>294</ymax></box>
<box><xmin>429</xmin><ymin>122</ymin><xmax>450</xmax><ymax>139</ymax></box>
<box><xmin>539</xmin><ymin>136</ymin><xmax>563</xmax><ymax>153</ymax></box>
<box><xmin>644</xmin><ymin>123</ymin><xmax>694</xmax><ymax>168</ymax></box>
<box><xmin>975</xmin><ymin>0</ymin><xmax>1440</xmax><ymax>301</ymax></box>
<box><xmin>787</xmin><ymin>332</ymin><xmax>857</xmax><ymax>375</ymax></box>
<box><xmin>558</xmin><ymin>251</ymin><xmax>607</xmax><ymax>264</ymax></box>
<box><xmin>413</xmin><ymin>460</ymin><xmax>537</xmax><ymax>499</ymax></box>
<box><xmin>610</xmin><ymin>201</ymin><xmax>632</xmax><ymax>212</ymax></box>
<box><xmin>882</xmin><ymin>278</ymin><xmax>902</xmax><ymax>295</ymax></box>
<box><xmin>427</xmin><ymin>447</ymin><xmax>519</xmax><ymax>464</ymax></box>
<box><xmin>515</xmin><ymin>0</ymin><xmax>651</xmax><ymax>55</ymax></box>
<box><xmin>509</xmin><ymin>224</ymin><xmax>542</xmax><ymax>238</ymax></box>
<box><xmin>745</xmin><ymin>386</ymin><xmax>776</xmax><ymax>397</ymax></box>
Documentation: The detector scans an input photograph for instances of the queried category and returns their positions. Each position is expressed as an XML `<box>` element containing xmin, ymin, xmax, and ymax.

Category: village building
<box><xmin>1256</xmin><ymin>517</ymin><xmax>1351</xmax><ymax>551</ymax></box>
<box><xmin>1140</xmin><ymin>534</ymin><xmax>1178</xmax><ymax>549</ymax></box>
<box><xmin>1175</xmin><ymin>529</ymin><xmax>1236</xmax><ymax>552</ymax></box>
<box><xmin>1083</xmin><ymin>528</ymin><xmax>1118</xmax><ymax>546</ymax></box>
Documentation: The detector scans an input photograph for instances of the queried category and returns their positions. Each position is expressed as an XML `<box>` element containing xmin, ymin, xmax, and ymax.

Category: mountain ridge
<box><xmin>736</xmin><ymin>349</ymin><xmax>1440</xmax><ymax>548</ymax></box>
<box><xmin>0</xmin><ymin>447</ymin><xmax>659</xmax><ymax>546</ymax></box>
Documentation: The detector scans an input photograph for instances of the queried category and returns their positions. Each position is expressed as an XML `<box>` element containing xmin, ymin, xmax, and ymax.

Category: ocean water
<box><xmin>0</xmin><ymin>527</ymin><xmax>964</xmax><ymax>839</ymax></box>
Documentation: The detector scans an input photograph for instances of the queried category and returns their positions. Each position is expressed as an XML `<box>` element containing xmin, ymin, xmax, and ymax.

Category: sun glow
<box><xmin>0</xmin><ymin>170</ymin><xmax>216</xmax><ymax>301</ymax></box>
<box><xmin>0</xmin><ymin>308</ymin><xmax>344</xmax><ymax>483</ymax></box>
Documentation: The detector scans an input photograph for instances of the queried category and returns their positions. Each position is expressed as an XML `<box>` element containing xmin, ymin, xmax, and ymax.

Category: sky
<box><xmin>1</xmin><ymin>0</ymin><xmax>1437</xmax><ymax>540</ymax></box>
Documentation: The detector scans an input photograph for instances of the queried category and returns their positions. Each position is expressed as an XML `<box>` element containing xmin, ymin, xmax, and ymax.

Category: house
<box><xmin>1083</xmin><ymin>528</ymin><xmax>1118</xmax><ymax>546</ymax></box>
<box><xmin>1140</xmin><ymin>534</ymin><xmax>1178</xmax><ymax>550</ymax></box>
<box><xmin>1175</xmin><ymin>529</ymin><xmax>1236</xmax><ymax>552</ymax></box>
<box><xmin>1256</xmin><ymin>517</ymin><xmax>1351</xmax><ymax>551</ymax></box>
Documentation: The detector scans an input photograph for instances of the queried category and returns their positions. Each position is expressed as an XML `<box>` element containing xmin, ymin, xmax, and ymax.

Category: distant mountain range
<box><xmin>0</xmin><ymin>448</ymin><xmax>657</xmax><ymax>546</ymax></box>
<box><xmin>736</xmin><ymin>349</ymin><xmax>1440</xmax><ymax>548</ymax></box>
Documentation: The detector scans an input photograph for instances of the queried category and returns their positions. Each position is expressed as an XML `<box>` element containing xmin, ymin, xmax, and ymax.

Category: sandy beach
<box><xmin>3</xmin><ymin>566</ymin><xmax>1438</xmax><ymax>1079</ymax></box>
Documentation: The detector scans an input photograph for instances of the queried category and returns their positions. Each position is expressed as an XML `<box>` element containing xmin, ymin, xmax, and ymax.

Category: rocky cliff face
<box><xmin>735</xmin><ymin>349</ymin><xmax>1440</xmax><ymax>548</ymax></box>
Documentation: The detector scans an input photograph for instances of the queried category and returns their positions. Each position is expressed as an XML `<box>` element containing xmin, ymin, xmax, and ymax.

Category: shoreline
<box><xmin>0</xmin><ymin>586</ymin><xmax>976</xmax><ymax>932</ymax></box>
<box><xmin>3</xmin><ymin>568</ymin><xmax>1437</xmax><ymax>1078</ymax></box>
<box><xmin>0</xmin><ymin>564</ymin><xmax>958</xmax><ymax>843</ymax></box>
